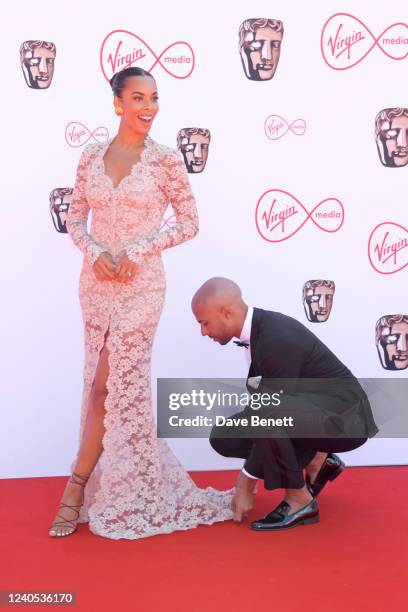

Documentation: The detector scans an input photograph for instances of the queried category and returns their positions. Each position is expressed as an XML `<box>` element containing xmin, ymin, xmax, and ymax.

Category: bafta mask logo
<box><xmin>375</xmin><ymin>314</ymin><xmax>408</xmax><ymax>371</ymax></box>
<box><xmin>177</xmin><ymin>128</ymin><xmax>211</xmax><ymax>173</ymax></box>
<box><xmin>238</xmin><ymin>18</ymin><xmax>284</xmax><ymax>81</ymax></box>
<box><xmin>375</xmin><ymin>108</ymin><xmax>408</xmax><ymax>167</ymax></box>
<box><xmin>50</xmin><ymin>188</ymin><xmax>73</xmax><ymax>233</ymax></box>
<box><xmin>303</xmin><ymin>280</ymin><xmax>335</xmax><ymax>323</ymax></box>
<box><xmin>20</xmin><ymin>40</ymin><xmax>56</xmax><ymax>89</ymax></box>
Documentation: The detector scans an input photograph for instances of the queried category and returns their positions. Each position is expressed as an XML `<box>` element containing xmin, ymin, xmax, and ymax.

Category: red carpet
<box><xmin>0</xmin><ymin>467</ymin><xmax>406</xmax><ymax>612</ymax></box>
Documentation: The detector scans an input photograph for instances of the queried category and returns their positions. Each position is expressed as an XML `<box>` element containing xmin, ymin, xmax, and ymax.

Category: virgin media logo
<box><xmin>368</xmin><ymin>222</ymin><xmax>408</xmax><ymax>275</ymax></box>
<box><xmin>321</xmin><ymin>13</ymin><xmax>408</xmax><ymax>70</ymax></box>
<box><xmin>255</xmin><ymin>189</ymin><xmax>344</xmax><ymax>243</ymax></box>
<box><xmin>100</xmin><ymin>30</ymin><xmax>195</xmax><ymax>81</ymax></box>
<box><xmin>65</xmin><ymin>122</ymin><xmax>109</xmax><ymax>148</ymax></box>
<box><xmin>264</xmin><ymin>114</ymin><xmax>306</xmax><ymax>140</ymax></box>
<box><xmin>160</xmin><ymin>213</ymin><xmax>176</xmax><ymax>231</ymax></box>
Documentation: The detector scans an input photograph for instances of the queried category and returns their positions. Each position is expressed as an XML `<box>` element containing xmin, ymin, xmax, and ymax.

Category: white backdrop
<box><xmin>1</xmin><ymin>0</ymin><xmax>407</xmax><ymax>478</ymax></box>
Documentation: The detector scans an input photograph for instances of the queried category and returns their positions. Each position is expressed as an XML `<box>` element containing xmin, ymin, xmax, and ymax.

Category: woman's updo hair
<box><xmin>109</xmin><ymin>67</ymin><xmax>154</xmax><ymax>98</ymax></box>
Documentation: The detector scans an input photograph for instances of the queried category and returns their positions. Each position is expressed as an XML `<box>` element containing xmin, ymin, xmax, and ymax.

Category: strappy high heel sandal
<box><xmin>49</xmin><ymin>471</ymin><xmax>90</xmax><ymax>537</ymax></box>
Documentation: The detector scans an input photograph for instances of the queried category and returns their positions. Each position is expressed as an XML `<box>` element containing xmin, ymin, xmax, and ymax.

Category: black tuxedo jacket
<box><xmin>245</xmin><ymin>307</ymin><xmax>378</xmax><ymax>438</ymax></box>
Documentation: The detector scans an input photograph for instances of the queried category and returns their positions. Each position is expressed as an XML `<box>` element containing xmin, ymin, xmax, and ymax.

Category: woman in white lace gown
<box><xmin>49</xmin><ymin>67</ymin><xmax>234</xmax><ymax>540</ymax></box>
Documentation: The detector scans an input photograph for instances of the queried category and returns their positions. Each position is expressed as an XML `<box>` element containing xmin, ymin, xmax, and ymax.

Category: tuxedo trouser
<box><xmin>209</xmin><ymin>387</ymin><xmax>372</xmax><ymax>489</ymax></box>
<box><xmin>209</xmin><ymin>433</ymin><xmax>367</xmax><ymax>490</ymax></box>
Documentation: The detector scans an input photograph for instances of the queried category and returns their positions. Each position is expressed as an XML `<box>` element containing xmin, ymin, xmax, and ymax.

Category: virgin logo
<box><xmin>264</xmin><ymin>115</ymin><xmax>306</xmax><ymax>140</ymax></box>
<box><xmin>368</xmin><ymin>222</ymin><xmax>408</xmax><ymax>275</ymax></box>
<box><xmin>100</xmin><ymin>30</ymin><xmax>195</xmax><ymax>81</ymax></box>
<box><xmin>255</xmin><ymin>189</ymin><xmax>344</xmax><ymax>243</ymax></box>
<box><xmin>65</xmin><ymin>122</ymin><xmax>109</xmax><ymax>148</ymax></box>
<box><xmin>321</xmin><ymin>13</ymin><xmax>408</xmax><ymax>70</ymax></box>
<box><xmin>160</xmin><ymin>213</ymin><xmax>176</xmax><ymax>231</ymax></box>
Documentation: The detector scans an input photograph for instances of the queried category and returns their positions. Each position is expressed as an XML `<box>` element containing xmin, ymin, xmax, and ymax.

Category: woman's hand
<box><xmin>114</xmin><ymin>250</ymin><xmax>138</xmax><ymax>283</ymax></box>
<box><xmin>92</xmin><ymin>251</ymin><xmax>117</xmax><ymax>281</ymax></box>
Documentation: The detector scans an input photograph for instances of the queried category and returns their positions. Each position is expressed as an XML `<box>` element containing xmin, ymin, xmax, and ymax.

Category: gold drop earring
<box><xmin>115</xmin><ymin>107</ymin><xmax>123</xmax><ymax>116</ymax></box>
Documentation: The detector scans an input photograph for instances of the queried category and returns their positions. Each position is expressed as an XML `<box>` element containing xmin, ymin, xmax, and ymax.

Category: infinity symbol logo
<box><xmin>368</xmin><ymin>222</ymin><xmax>408</xmax><ymax>275</ymax></box>
<box><xmin>160</xmin><ymin>214</ymin><xmax>176</xmax><ymax>231</ymax></box>
<box><xmin>100</xmin><ymin>29</ymin><xmax>195</xmax><ymax>81</ymax></box>
<box><xmin>255</xmin><ymin>189</ymin><xmax>344</xmax><ymax>243</ymax></box>
<box><xmin>264</xmin><ymin>115</ymin><xmax>306</xmax><ymax>140</ymax></box>
<box><xmin>321</xmin><ymin>13</ymin><xmax>408</xmax><ymax>70</ymax></box>
<box><xmin>65</xmin><ymin>122</ymin><xmax>109</xmax><ymax>148</ymax></box>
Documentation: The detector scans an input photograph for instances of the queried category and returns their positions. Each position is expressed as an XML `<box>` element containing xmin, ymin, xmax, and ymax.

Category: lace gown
<box><xmin>65</xmin><ymin>135</ymin><xmax>234</xmax><ymax>540</ymax></box>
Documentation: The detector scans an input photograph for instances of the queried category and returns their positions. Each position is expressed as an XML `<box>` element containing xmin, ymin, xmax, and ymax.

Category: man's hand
<box><xmin>231</xmin><ymin>471</ymin><xmax>258</xmax><ymax>522</ymax></box>
<box><xmin>92</xmin><ymin>251</ymin><xmax>117</xmax><ymax>281</ymax></box>
<box><xmin>114</xmin><ymin>250</ymin><xmax>138</xmax><ymax>283</ymax></box>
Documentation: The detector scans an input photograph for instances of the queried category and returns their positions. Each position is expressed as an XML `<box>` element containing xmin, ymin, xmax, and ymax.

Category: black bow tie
<box><xmin>233</xmin><ymin>340</ymin><xmax>249</xmax><ymax>348</ymax></box>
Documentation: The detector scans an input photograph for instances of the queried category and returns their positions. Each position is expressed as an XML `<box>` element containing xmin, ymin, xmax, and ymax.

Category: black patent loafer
<box><xmin>306</xmin><ymin>453</ymin><xmax>345</xmax><ymax>498</ymax></box>
<box><xmin>251</xmin><ymin>499</ymin><xmax>319</xmax><ymax>531</ymax></box>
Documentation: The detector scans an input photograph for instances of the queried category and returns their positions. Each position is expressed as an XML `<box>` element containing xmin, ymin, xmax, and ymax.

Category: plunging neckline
<box><xmin>100</xmin><ymin>135</ymin><xmax>151</xmax><ymax>190</ymax></box>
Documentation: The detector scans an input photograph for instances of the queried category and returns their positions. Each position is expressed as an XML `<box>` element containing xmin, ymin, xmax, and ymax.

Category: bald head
<box><xmin>191</xmin><ymin>277</ymin><xmax>248</xmax><ymax>346</ymax></box>
<box><xmin>192</xmin><ymin>277</ymin><xmax>243</xmax><ymax>309</ymax></box>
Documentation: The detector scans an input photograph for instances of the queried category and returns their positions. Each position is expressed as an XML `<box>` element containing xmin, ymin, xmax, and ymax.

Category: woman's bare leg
<box><xmin>49</xmin><ymin>334</ymin><xmax>111</xmax><ymax>536</ymax></box>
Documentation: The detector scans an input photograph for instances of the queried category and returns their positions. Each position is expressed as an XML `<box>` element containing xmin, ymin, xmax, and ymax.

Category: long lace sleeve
<box><xmin>123</xmin><ymin>150</ymin><xmax>199</xmax><ymax>262</ymax></box>
<box><xmin>66</xmin><ymin>145</ymin><xmax>105</xmax><ymax>266</ymax></box>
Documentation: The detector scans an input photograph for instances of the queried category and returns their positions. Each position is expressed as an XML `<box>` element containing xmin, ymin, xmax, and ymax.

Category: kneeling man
<box><xmin>191</xmin><ymin>277</ymin><xmax>378</xmax><ymax>531</ymax></box>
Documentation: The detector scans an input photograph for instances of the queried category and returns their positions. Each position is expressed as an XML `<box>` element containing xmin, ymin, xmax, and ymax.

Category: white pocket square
<box><xmin>247</xmin><ymin>375</ymin><xmax>262</xmax><ymax>390</ymax></box>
